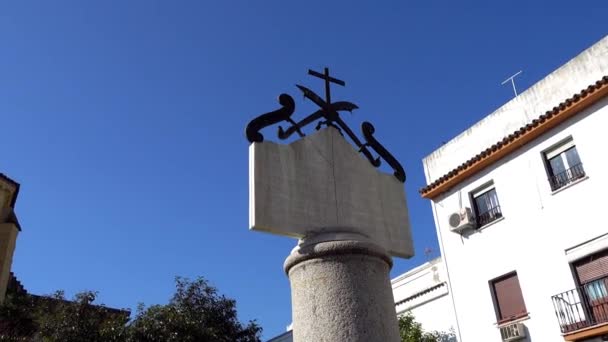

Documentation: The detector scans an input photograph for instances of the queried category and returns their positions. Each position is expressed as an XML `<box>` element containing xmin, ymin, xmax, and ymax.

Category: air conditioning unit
<box><xmin>448</xmin><ymin>207</ymin><xmax>475</xmax><ymax>233</ymax></box>
<box><xmin>499</xmin><ymin>322</ymin><xmax>526</xmax><ymax>341</ymax></box>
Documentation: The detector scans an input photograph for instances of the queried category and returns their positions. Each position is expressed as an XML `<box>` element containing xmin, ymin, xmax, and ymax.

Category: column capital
<box><xmin>284</xmin><ymin>235</ymin><xmax>393</xmax><ymax>275</ymax></box>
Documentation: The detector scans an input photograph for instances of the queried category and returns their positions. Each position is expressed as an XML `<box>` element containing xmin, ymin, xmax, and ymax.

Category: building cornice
<box><xmin>420</xmin><ymin>76</ymin><xmax>608</xmax><ymax>200</ymax></box>
<box><xmin>391</xmin><ymin>257</ymin><xmax>441</xmax><ymax>285</ymax></box>
<box><xmin>394</xmin><ymin>282</ymin><xmax>446</xmax><ymax>307</ymax></box>
<box><xmin>0</xmin><ymin>173</ymin><xmax>20</xmax><ymax>208</ymax></box>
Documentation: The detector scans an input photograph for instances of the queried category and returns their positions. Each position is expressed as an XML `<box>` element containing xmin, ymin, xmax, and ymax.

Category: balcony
<box><xmin>476</xmin><ymin>205</ymin><xmax>502</xmax><ymax>227</ymax></box>
<box><xmin>552</xmin><ymin>277</ymin><xmax>608</xmax><ymax>336</ymax></box>
<box><xmin>549</xmin><ymin>163</ymin><xmax>586</xmax><ymax>191</ymax></box>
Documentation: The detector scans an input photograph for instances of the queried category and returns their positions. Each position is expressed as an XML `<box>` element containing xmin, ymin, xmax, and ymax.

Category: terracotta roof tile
<box><xmin>420</xmin><ymin>76</ymin><xmax>608</xmax><ymax>197</ymax></box>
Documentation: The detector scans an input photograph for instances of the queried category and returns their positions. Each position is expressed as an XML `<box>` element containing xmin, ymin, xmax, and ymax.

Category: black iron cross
<box><xmin>244</xmin><ymin>67</ymin><xmax>407</xmax><ymax>182</ymax></box>
<box><xmin>308</xmin><ymin>67</ymin><xmax>346</xmax><ymax>107</ymax></box>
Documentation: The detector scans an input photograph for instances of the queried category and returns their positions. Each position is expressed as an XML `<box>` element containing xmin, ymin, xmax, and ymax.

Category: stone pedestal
<box><xmin>284</xmin><ymin>234</ymin><xmax>400</xmax><ymax>342</ymax></box>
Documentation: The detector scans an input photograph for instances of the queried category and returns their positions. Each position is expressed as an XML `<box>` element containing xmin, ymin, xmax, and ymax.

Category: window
<box><xmin>574</xmin><ymin>249</ymin><xmax>608</xmax><ymax>286</ymax></box>
<box><xmin>573</xmin><ymin>249</ymin><xmax>608</xmax><ymax>323</ymax></box>
<box><xmin>543</xmin><ymin>138</ymin><xmax>585</xmax><ymax>191</ymax></box>
<box><xmin>490</xmin><ymin>272</ymin><xmax>527</xmax><ymax>324</ymax></box>
<box><xmin>471</xmin><ymin>183</ymin><xmax>502</xmax><ymax>227</ymax></box>
<box><xmin>586</xmin><ymin>279</ymin><xmax>608</xmax><ymax>301</ymax></box>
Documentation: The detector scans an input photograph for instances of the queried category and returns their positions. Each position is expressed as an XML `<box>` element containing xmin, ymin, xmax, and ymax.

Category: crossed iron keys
<box><xmin>245</xmin><ymin>67</ymin><xmax>406</xmax><ymax>183</ymax></box>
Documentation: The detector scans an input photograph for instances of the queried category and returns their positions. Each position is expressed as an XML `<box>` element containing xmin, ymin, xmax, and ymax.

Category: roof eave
<box><xmin>420</xmin><ymin>76</ymin><xmax>608</xmax><ymax>200</ymax></box>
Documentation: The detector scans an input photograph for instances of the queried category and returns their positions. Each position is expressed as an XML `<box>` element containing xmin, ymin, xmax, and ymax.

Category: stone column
<box><xmin>249</xmin><ymin>127</ymin><xmax>412</xmax><ymax>341</ymax></box>
<box><xmin>284</xmin><ymin>233</ymin><xmax>400</xmax><ymax>342</ymax></box>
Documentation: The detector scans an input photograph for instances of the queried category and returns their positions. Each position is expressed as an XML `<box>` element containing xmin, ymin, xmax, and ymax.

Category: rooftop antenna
<box><xmin>501</xmin><ymin>70</ymin><xmax>523</xmax><ymax>97</ymax></box>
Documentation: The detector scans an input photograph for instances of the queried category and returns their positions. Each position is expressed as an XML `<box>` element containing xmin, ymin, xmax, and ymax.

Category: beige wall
<box><xmin>0</xmin><ymin>223</ymin><xmax>19</xmax><ymax>303</ymax></box>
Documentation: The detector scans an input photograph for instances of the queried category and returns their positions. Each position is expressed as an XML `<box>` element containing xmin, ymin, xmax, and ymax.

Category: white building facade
<box><xmin>421</xmin><ymin>35</ymin><xmax>608</xmax><ymax>342</ymax></box>
<box><xmin>269</xmin><ymin>257</ymin><xmax>457</xmax><ymax>342</ymax></box>
<box><xmin>393</xmin><ymin>257</ymin><xmax>458</xmax><ymax>338</ymax></box>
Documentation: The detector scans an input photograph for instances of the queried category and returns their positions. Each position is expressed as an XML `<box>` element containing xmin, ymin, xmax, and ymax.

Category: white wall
<box><xmin>393</xmin><ymin>258</ymin><xmax>458</xmax><ymax>335</ymax></box>
<box><xmin>423</xmin><ymin>41</ymin><xmax>608</xmax><ymax>341</ymax></box>
<box><xmin>424</xmin><ymin>35</ymin><xmax>608</xmax><ymax>183</ymax></box>
<box><xmin>406</xmin><ymin>293</ymin><xmax>457</xmax><ymax>336</ymax></box>
<box><xmin>267</xmin><ymin>331</ymin><xmax>293</xmax><ymax>342</ymax></box>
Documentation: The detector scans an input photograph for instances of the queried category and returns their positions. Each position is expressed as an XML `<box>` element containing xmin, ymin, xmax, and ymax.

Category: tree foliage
<box><xmin>398</xmin><ymin>312</ymin><xmax>457</xmax><ymax>342</ymax></box>
<box><xmin>129</xmin><ymin>277</ymin><xmax>261</xmax><ymax>342</ymax></box>
<box><xmin>35</xmin><ymin>290</ymin><xmax>130</xmax><ymax>342</ymax></box>
<box><xmin>0</xmin><ymin>277</ymin><xmax>261</xmax><ymax>342</ymax></box>
<box><xmin>0</xmin><ymin>292</ymin><xmax>37</xmax><ymax>341</ymax></box>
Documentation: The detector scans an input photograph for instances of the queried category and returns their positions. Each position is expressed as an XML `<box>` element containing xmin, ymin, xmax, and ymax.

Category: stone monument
<box><xmin>246</xmin><ymin>68</ymin><xmax>413</xmax><ymax>342</ymax></box>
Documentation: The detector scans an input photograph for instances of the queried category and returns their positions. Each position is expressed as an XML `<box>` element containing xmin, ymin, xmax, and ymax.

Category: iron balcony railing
<box><xmin>549</xmin><ymin>163</ymin><xmax>585</xmax><ymax>191</ymax></box>
<box><xmin>477</xmin><ymin>205</ymin><xmax>502</xmax><ymax>227</ymax></box>
<box><xmin>552</xmin><ymin>277</ymin><xmax>608</xmax><ymax>334</ymax></box>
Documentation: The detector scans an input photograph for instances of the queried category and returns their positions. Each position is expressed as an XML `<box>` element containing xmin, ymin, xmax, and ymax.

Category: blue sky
<box><xmin>1</xmin><ymin>1</ymin><xmax>606</xmax><ymax>339</ymax></box>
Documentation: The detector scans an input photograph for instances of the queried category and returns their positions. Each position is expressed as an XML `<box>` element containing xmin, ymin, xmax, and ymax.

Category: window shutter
<box><xmin>492</xmin><ymin>273</ymin><xmax>527</xmax><ymax>322</ymax></box>
<box><xmin>471</xmin><ymin>182</ymin><xmax>494</xmax><ymax>198</ymax></box>
<box><xmin>545</xmin><ymin>139</ymin><xmax>575</xmax><ymax>159</ymax></box>
<box><xmin>575</xmin><ymin>249</ymin><xmax>608</xmax><ymax>285</ymax></box>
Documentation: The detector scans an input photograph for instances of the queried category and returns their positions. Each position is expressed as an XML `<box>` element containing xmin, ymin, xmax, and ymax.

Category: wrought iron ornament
<box><xmin>245</xmin><ymin>68</ymin><xmax>406</xmax><ymax>183</ymax></box>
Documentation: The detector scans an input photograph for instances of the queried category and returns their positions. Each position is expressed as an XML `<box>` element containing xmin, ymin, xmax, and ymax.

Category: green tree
<box><xmin>398</xmin><ymin>312</ymin><xmax>457</xmax><ymax>342</ymax></box>
<box><xmin>35</xmin><ymin>290</ymin><xmax>129</xmax><ymax>342</ymax></box>
<box><xmin>128</xmin><ymin>277</ymin><xmax>261</xmax><ymax>342</ymax></box>
<box><xmin>0</xmin><ymin>292</ymin><xmax>37</xmax><ymax>341</ymax></box>
<box><xmin>0</xmin><ymin>290</ymin><xmax>128</xmax><ymax>342</ymax></box>
<box><xmin>0</xmin><ymin>276</ymin><xmax>261</xmax><ymax>342</ymax></box>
